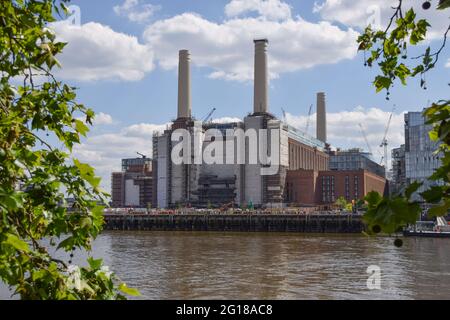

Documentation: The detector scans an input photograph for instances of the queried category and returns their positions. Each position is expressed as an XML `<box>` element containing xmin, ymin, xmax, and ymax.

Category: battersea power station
<box><xmin>146</xmin><ymin>39</ymin><xmax>387</xmax><ymax>209</ymax></box>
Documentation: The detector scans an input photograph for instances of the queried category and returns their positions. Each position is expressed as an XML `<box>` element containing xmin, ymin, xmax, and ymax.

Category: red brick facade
<box><xmin>288</xmin><ymin>138</ymin><xmax>329</xmax><ymax>171</ymax></box>
<box><xmin>285</xmin><ymin>169</ymin><xmax>387</xmax><ymax>205</ymax></box>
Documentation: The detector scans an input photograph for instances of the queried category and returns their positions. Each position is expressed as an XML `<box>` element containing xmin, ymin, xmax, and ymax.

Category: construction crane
<box><xmin>305</xmin><ymin>104</ymin><xmax>313</xmax><ymax>135</ymax></box>
<box><xmin>136</xmin><ymin>152</ymin><xmax>147</xmax><ymax>158</ymax></box>
<box><xmin>202</xmin><ymin>107</ymin><xmax>216</xmax><ymax>123</ymax></box>
<box><xmin>379</xmin><ymin>105</ymin><xmax>396</xmax><ymax>169</ymax></box>
<box><xmin>358</xmin><ymin>123</ymin><xmax>373</xmax><ymax>155</ymax></box>
<box><xmin>281</xmin><ymin>107</ymin><xmax>287</xmax><ymax>122</ymax></box>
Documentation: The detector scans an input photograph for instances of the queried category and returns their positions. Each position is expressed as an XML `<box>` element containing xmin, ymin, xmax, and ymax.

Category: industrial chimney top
<box><xmin>254</xmin><ymin>38</ymin><xmax>268</xmax><ymax>43</ymax></box>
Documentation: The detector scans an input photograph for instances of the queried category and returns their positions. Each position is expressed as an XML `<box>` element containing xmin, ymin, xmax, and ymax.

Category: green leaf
<box><xmin>5</xmin><ymin>234</ymin><xmax>30</xmax><ymax>252</ymax></box>
<box><xmin>373</xmin><ymin>76</ymin><xmax>392</xmax><ymax>92</ymax></box>
<box><xmin>405</xmin><ymin>181</ymin><xmax>422</xmax><ymax>199</ymax></box>
<box><xmin>0</xmin><ymin>193</ymin><xmax>23</xmax><ymax>210</ymax></box>
<box><xmin>404</xmin><ymin>9</ymin><xmax>416</xmax><ymax>24</ymax></box>
<box><xmin>80</xmin><ymin>216</ymin><xmax>92</xmax><ymax>228</ymax></box>
<box><xmin>428</xmin><ymin>200</ymin><xmax>450</xmax><ymax>217</ymax></box>
<box><xmin>74</xmin><ymin>119</ymin><xmax>89</xmax><ymax>137</ymax></box>
<box><xmin>57</xmin><ymin>236</ymin><xmax>74</xmax><ymax>250</ymax></box>
<box><xmin>365</xmin><ymin>191</ymin><xmax>382</xmax><ymax>206</ymax></box>
<box><xmin>437</xmin><ymin>0</ymin><xmax>450</xmax><ymax>10</ymax></box>
<box><xmin>32</xmin><ymin>270</ymin><xmax>47</xmax><ymax>281</ymax></box>
<box><xmin>118</xmin><ymin>283</ymin><xmax>140</xmax><ymax>296</ymax></box>
<box><xmin>428</xmin><ymin>129</ymin><xmax>439</xmax><ymax>141</ymax></box>
<box><xmin>87</xmin><ymin>257</ymin><xmax>103</xmax><ymax>270</ymax></box>
<box><xmin>421</xmin><ymin>186</ymin><xmax>443</xmax><ymax>203</ymax></box>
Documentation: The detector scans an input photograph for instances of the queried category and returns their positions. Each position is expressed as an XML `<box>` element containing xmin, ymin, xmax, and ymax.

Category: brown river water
<box><xmin>1</xmin><ymin>231</ymin><xmax>449</xmax><ymax>299</ymax></box>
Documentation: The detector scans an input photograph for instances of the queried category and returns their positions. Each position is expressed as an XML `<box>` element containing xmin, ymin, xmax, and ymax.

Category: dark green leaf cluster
<box><xmin>364</xmin><ymin>183</ymin><xmax>421</xmax><ymax>235</ymax></box>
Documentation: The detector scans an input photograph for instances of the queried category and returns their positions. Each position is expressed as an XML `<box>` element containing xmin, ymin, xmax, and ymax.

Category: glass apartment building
<box><xmin>329</xmin><ymin>148</ymin><xmax>386</xmax><ymax>178</ymax></box>
<box><xmin>404</xmin><ymin>111</ymin><xmax>442</xmax><ymax>199</ymax></box>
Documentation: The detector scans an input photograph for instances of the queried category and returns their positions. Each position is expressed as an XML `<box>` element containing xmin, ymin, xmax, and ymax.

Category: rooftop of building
<box><xmin>194</xmin><ymin>113</ymin><xmax>327</xmax><ymax>151</ymax></box>
<box><xmin>286</xmin><ymin>123</ymin><xmax>326</xmax><ymax>151</ymax></box>
<box><xmin>330</xmin><ymin>148</ymin><xmax>376</xmax><ymax>160</ymax></box>
<box><xmin>121</xmin><ymin>157</ymin><xmax>152</xmax><ymax>172</ymax></box>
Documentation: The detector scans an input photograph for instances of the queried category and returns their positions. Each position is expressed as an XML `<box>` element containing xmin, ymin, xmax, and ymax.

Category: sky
<box><xmin>46</xmin><ymin>0</ymin><xmax>450</xmax><ymax>191</ymax></box>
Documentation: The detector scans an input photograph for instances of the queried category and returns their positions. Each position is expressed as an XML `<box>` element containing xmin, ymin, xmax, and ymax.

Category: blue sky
<box><xmin>50</xmin><ymin>0</ymin><xmax>449</xmax><ymax>190</ymax></box>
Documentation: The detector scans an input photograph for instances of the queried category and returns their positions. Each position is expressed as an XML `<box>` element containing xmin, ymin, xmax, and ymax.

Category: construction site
<box><xmin>112</xmin><ymin>39</ymin><xmax>390</xmax><ymax>210</ymax></box>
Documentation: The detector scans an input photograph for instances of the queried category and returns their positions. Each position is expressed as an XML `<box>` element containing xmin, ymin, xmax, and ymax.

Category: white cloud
<box><xmin>313</xmin><ymin>0</ymin><xmax>449</xmax><ymax>40</ymax></box>
<box><xmin>50</xmin><ymin>21</ymin><xmax>154</xmax><ymax>81</ymax></box>
<box><xmin>77</xmin><ymin>112</ymin><xmax>114</xmax><ymax>126</ymax></box>
<box><xmin>446</xmin><ymin>58</ymin><xmax>450</xmax><ymax>68</ymax></box>
<box><xmin>73</xmin><ymin>122</ymin><xmax>168</xmax><ymax>191</ymax></box>
<box><xmin>123</xmin><ymin>123</ymin><xmax>169</xmax><ymax>138</ymax></box>
<box><xmin>285</xmin><ymin>106</ymin><xmax>405</xmax><ymax>165</ymax></box>
<box><xmin>44</xmin><ymin>1</ymin><xmax>361</xmax><ymax>83</ymax></box>
<box><xmin>93</xmin><ymin>112</ymin><xmax>114</xmax><ymax>125</ymax></box>
<box><xmin>143</xmin><ymin>12</ymin><xmax>358</xmax><ymax>81</ymax></box>
<box><xmin>113</xmin><ymin>0</ymin><xmax>161</xmax><ymax>23</ymax></box>
<box><xmin>225</xmin><ymin>0</ymin><xmax>292</xmax><ymax>21</ymax></box>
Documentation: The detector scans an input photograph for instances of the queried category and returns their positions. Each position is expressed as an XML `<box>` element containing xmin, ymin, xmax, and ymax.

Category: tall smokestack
<box><xmin>316</xmin><ymin>92</ymin><xmax>327</xmax><ymax>143</ymax></box>
<box><xmin>253</xmin><ymin>39</ymin><xmax>268</xmax><ymax>114</ymax></box>
<box><xmin>177</xmin><ymin>49</ymin><xmax>191</xmax><ymax>119</ymax></box>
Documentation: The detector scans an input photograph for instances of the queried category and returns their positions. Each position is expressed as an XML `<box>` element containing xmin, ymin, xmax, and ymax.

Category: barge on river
<box><xmin>403</xmin><ymin>217</ymin><xmax>450</xmax><ymax>238</ymax></box>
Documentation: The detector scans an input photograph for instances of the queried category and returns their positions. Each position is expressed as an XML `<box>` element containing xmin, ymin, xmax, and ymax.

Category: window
<box><xmin>345</xmin><ymin>176</ymin><xmax>350</xmax><ymax>200</ymax></box>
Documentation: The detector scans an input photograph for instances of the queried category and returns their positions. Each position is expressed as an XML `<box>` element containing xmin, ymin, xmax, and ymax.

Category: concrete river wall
<box><xmin>103</xmin><ymin>213</ymin><xmax>365</xmax><ymax>233</ymax></box>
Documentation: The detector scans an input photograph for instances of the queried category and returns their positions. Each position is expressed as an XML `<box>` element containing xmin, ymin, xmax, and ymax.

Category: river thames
<box><xmin>1</xmin><ymin>231</ymin><xmax>449</xmax><ymax>299</ymax></box>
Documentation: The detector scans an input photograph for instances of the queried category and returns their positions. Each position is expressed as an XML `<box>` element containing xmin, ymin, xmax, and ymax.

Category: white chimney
<box><xmin>253</xmin><ymin>39</ymin><xmax>269</xmax><ymax>114</ymax></box>
<box><xmin>177</xmin><ymin>49</ymin><xmax>191</xmax><ymax>119</ymax></box>
<box><xmin>316</xmin><ymin>92</ymin><xmax>327</xmax><ymax>143</ymax></box>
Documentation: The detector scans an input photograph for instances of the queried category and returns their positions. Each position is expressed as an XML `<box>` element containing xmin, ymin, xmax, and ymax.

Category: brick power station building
<box><xmin>147</xmin><ymin>39</ymin><xmax>387</xmax><ymax>209</ymax></box>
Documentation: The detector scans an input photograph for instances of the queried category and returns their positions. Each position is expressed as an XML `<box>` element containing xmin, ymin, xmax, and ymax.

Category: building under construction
<box><xmin>151</xmin><ymin>39</ymin><xmax>387</xmax><ymax>208</ymax></box>
<box><xmin>111</xmin><ymin>157</ymin><xmax>153</xmax><ymax>208</ymax></box>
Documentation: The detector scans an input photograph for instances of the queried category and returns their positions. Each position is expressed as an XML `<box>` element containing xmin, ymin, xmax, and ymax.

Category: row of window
<box><xmin>290</xmin><ymin>145</ymin><xmax>327</xmax><ymax>171</ymax></box>
<box><xmin>322</xmin><ymin>175</ymin><xmax>359</xmax><ymax>202</ymax></box>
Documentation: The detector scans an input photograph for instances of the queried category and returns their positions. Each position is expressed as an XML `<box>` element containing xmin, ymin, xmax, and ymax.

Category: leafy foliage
<box><xmin>363</xmin><ymin>183</ymin><xmax>421</xmax><ymax>234</ymax></box>
<box><xmin>357</xmin><ymin>6</ymin><xmax>435</xmax><ymax>94</ymax></box>
<box><xmin>357</xmin><ymin>1</ymin><xmax>450</xmax><ymax>235</ymax></box>
<box><xmin>334</xmin><ymin>196</ymin><xmax>347</xmax><ymax>209</ymax></box>
<box><xmin>0</xmin><ymin>0</ymin><xmax>137</xmax><ymax>299</ymax></box>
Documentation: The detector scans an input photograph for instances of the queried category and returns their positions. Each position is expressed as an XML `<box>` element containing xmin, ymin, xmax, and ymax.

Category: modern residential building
<box><xmin>111</xmin><ymin>157</ymin><xmax>153</xmax><ymax>208</ymax></box>
<box><xmin>404</xmin><ymin>111</ymin><xmax>442</xmax><ymax>199</ymax></box>
<box><xmin>329</xmin><ymin>148</ymin><xmax>386</xmax><ymax>178</ymax></box>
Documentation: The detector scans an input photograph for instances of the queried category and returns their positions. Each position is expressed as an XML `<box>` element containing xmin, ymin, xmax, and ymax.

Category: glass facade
<box><xmin>329</xmin><ymin>148</ymin><xmax>385</xmax><ymax>178</ymax></box>
<box><xmin>404</xmin><ymin>112</ymin><xmax>442</xmax><ymax>199</ymax></box>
